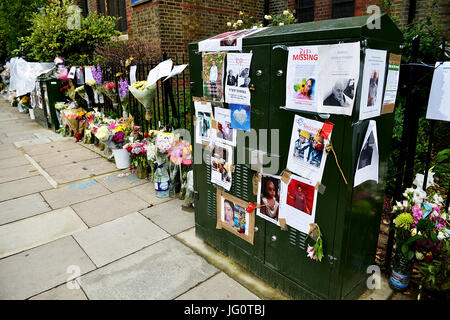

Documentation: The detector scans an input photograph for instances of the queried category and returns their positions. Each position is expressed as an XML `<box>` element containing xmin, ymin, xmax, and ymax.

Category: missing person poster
<box><xmin>285</xmin><ymin>45</ymin><xmax>320</xmax><ymax>113</ymax></box>
<box><xmin>210</xmin><ymin>142</ymin><xmax>233</xmax><ymax>191</ymax></box>
<box><xmin>202</xmin><ymin>52</ymin><xmax>226</xmax><ymax>102</ymax></box>
<box><xmin>279</xmin><ymin>173</ymin><xmax>317</xmax><ymax>234</ymax></box>
<box><xmin>381</xmin><ymin>53</ymin><xmax>401</xmax><ymax>114</ymax></box>
<box><xmin>317</xmin><ymin>42</ymin><xmax>361</xmax><ymax>116</ymax></box>
<box><xmin>286</xmin><ymin>115</ymin><xmax>333</xmax><ymax>184</ymax></box>
<box><xmin>354</xmin><ymin>120</ymin><xmax>379</xmax><ymax>187</ymax></box>
<box><xmin>194</xmin><ymin>101</ymin><xmax>213</xmax><ymax>144</ymax></box>
<box><xmin>257</xmin><ymin>174</ymin><xmax>282</xmax><ymax>226</ymax></box>
<box><xmin>425</xmin><ymin>62</ymin><xmax>450</xmax><ymax>122</ymax></box>
<box><xmin>214</xmin><ymin>106</ymin><xmax>236</xmax><ymax>146</ymax></box>
<box><xmin>225</xmin><ymin>52</ymin><xmax>252</xmax><ymax>105</ymax></box>
<box><xmin>359</xmin><ymin>49</ymin><xmax>387</xmax><ymax>120</ymax></box>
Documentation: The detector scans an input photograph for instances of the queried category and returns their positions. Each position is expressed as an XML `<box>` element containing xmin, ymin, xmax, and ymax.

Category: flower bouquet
<box><xmin>101</xmin><ymin>82</ymin><xmax>119</xmax><ymax>108</ymax></box>
<box><xmin>168</xmin><ymin>139</ymin><xmax>193</xmax><ymax>200</ymax></box>
<box><xmin>61</xmin><ymin>106</ymin><xmax>86</xmax><ymax>141</ymax></box>
<box><xmin>118</xmin><ymin>79</ymin><xmax>130</xmax><ymax>118</ymax></box>
<box><xmin>389</xmin><ymin>171</ymin><xmax>449</xmax><ymax>293</ymax></box>
<box><xmin>128</xmin><ymin>80</ymin><xmax>156</xmax><ymax>120</ymax></box>
<box><xmin>125</xmin><ymin>141</ymin><xmax>149</xmax><ymax>179</ymax></box>
<box><xmin>153</xmin><ymin>132</ymin><xmax>173</xmax><ymax>197</ymax></box>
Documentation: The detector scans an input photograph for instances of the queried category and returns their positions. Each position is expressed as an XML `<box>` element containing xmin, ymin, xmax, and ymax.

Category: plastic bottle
<box><xmin>154</xmin><ymin>163</ymin><xmax>170</xmax><ymax>198</ymax></box>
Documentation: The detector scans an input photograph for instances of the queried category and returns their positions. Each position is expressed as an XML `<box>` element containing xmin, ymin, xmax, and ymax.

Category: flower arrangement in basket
<box><xmin>128</xmin><ymin>80</ymin><xmax>156</xmax><ymax>120</ymax></box>
<box><xmin>390</xmin><ymin>171</ymin><xmax>449</xmax><ymax>293</ymax></box>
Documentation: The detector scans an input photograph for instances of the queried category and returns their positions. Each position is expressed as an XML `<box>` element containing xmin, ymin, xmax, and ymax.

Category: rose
<box><xmin>95</xmin><ymin>125</ymin><xmax>110</xmax><ymax>141</ymax></box>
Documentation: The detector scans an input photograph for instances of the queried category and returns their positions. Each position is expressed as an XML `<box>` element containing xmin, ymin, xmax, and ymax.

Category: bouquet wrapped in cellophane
<box><xmin>128</xmin><ymin>80</ymin><xmax>156</xmax><ymax>120</ymax></box>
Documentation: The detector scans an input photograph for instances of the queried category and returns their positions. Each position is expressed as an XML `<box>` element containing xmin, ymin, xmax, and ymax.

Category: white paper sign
<box><xmin>198</xmin><ymin>28</ymin><xmax>265</xmax><ymax>52</ymax></box>
<box><xmin>84</xmin><ymin>66</ymin><xmax>94</xmax><ymax>83</ymax></box>
<box><xmin>354</xmin><ymin>120</ymin><xmax>379</xmax><ymax>187</ymax></box>
<box><xmin>225</xmin><ymin>53</ymin><xmax>252</xmax><ymax>105</ymax></box>
<box><xmin>147</xmin><ymin>59</ymin><xmax>173</xmax><ymax>86</ymax></box>
<box><xmin>426</xmin><ymin>61</ymin><xmax>450</xmax><ymax>122</ymax></box>
<box><xmin>279</xmin><ymin>174</ymin><xmax>318</xmax><ymax>234</ymax></box>
<box><xmin>130</xmin><ymin>65</ymin><xmax>137</xmax><ymax>85</ymax></box>
<box><xmin>285</xmin><ymin>45</ymin><xmax>320</xmax><ymax>113</ymax></box>
<box><xmin>68</xmin><ymin>66</ymin><xmax>76</xmax><ymax>79</ymax></box>
<box><xmin>164</xmin><ymin>64</ymin><xmax>188</xmax><ymax>81</ymax></box>
<box><xmin>359</xmin><ymin>49</ymin><xmax>387</xmax><ymax>120</ymax></box>
<box><xmin>318</xmin><ymin>42</ymin><xmax>361</xmax><ymax>116</ymax></box>
<box><xmin>382</xmin><ymin>54</ymin><xmax>401</xmax><ymax>111</ymax></box>
<box><xmin>210</xmin><ymin>142</ymin><xmax>233</xmax><ymax>191</ymax></box>
<box><xmin>287</xmin><ymin>115</ymin><xmax>332</xmax><ymax>184</ymax></box>
<box><xmin>213</xmin><ymin>106</ymin><xmax>236</xmax><ymax>146</ymax></box>
<box><xmin>194</xmin><ymin>101</ymin><xmax>213</xmax><ymax>144</ymax></box>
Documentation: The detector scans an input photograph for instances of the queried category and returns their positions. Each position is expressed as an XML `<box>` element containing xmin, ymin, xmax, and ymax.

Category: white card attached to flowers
<box><xmin>354</xmin><ymin>120</ymin><xmax>379</xmax><ymax>187</ymax></box>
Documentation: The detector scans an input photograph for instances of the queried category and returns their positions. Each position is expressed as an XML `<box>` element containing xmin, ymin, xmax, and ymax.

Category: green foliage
<box><xmin>15</xmin><ymin>0</ymin><xmax>120</xmax><ymax>65</ymax></box>
<box><xmin>0</xmin><ymin>0</ymin><xmax>46</xmax><ymax>59</ymax></box>
<box><xmin>418</xmin><ymin>239</ymin><xmax>450</xmax><ymax>292</ymax></box>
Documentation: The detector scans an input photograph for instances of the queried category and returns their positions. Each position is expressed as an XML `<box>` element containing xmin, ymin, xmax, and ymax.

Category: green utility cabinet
<box><xmin>37</xmin><ymin>76</ymin><xmax>64</xmax><ymax>132</ymax></box>
<box><xmin>189</xmin><ymin>14</ymin><xmax>403</xmax><ymax>300</ymax></box>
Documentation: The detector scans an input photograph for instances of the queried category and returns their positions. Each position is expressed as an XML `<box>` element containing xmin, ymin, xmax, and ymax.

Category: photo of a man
<box><xmin>358</xmin><ymin>131</ymin><xmax>375</xmax><ymax>169</ymax></box>
<box><xmin>209</xmin><ymin>60</ymin><xmax>218</xmax><ymax>100</ymax></box>
<box><xmin>323</xmin><ymin>79</ymin><xmax>350</xmax><ymax>107</ymax></box>
<box><xmin>226</xmin><ymin>69</ymin><xmax>237</xmax><ymax>86</ymax></box>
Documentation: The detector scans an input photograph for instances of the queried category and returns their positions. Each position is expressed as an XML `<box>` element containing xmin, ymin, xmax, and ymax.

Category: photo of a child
<box><xmin>210</xmin><ymin>143</ymin><xmax>232</xmax><ymax>190</ymax></box>
<box><xmin>293</xmin><ymin>129</ymin><xmax>324</xmax><ymax>168</ymax></box>
<box><xmin>286</xmin><ymin>179</ymin><xmax>314</xmax><ymax>216</ymax></box>
<box><xmin>221</xmin><ymin>198</ymin><xmax>247</xmax><ymax>234</ymax></box>
<box><xmin>259</xmin><ymin>176</ymin><xmax>280</xmax><ymax>221</ymax></box>
<box><xmin>294</xmin><ymin>78</ymin><xmax>315</xmax><ymax>100</ymax></box>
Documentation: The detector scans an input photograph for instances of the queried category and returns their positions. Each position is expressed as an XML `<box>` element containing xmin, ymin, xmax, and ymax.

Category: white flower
<box><xmin>411</xmin><ymin>228</ymin><xmax>417</xmax><ymax>237</ymax></box>
<box><xmin>237</xmin><ymin>19</ymin><xmax>243</xmax><ymax>24</ymax></box>
<box><xmin>433</xmin><ymin>193</ymin><xmax>444</xmax><ymax>205</ymax></box>
<box><xmin>415</xmin><ymin>251</ymin><xmax>424</xmax><ymax>260</ymax></box>
<box><xmin>402</xmin><ymin>200</ymin><xmax>408</xmax><ymax>207</ymax></box>
<box><xmin>418</xmin><ymin>231</ymin><xmax>422</xmax><ymax>236</ymax></box>
<box><xmin>95</xmin><ymin>126</ymin><xmax>110</xmax><ymax>141</ymax></box>
<box><xmin>437</xmin><ymin>231</ymin><xmax>445</xmax><ymax>241</ymax></box>
<box><xmin>252</xmin><ymin>25</ymin><xmax>258</xmax><ymax>29</ymax></box>
<box><xmin>441</xmin><ymin>213</ymin><xmax>447</xmax><ymax>221</ymax></box>
<box><xmin>146</xmin><ymin>144</ymin><xmax>156</xmax><ymax>161</ymax></box>
<box><xmin>227</xmin><ymin>22</ymin><xmax>232</xmax><ymax>27</ymax></box>
<box><xmin>412</xmin><ymin>188</ymin><xmax>426</xmax><ymax>204</ymax></box>
<box><xmin>283</xmin><ymin>10</ymin><xmax>290</xmax><ymax>16</ymax></box>
<box><xmin>264</xmin><ymin>14</ymin><xmax>272</xmax><ymax>20</ymax></box>
<box><xmin>279</xmin><ymin>22</ymin><xmax>284</xmax><ymax>26</ymax></box>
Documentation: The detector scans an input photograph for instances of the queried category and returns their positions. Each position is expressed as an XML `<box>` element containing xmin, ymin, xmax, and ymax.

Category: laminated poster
<box><xmin>286</xmin><ymin>115</ymin><xmax>333</xmax><ymax>184</ymax></box>
<box><xmin>359</xmin><ymin>49</ymin><xmax>387</xmax><ymax>120</ymax></box>
<box><xmin>317</xmin><ymin>42</ymin><xmax>361</xmax><ymax>116</ymax></box>
<box><xmin>194</xmin><ymin>100</ymin><xmax>213</xmax><ymax>144</ymax></box>
<box><xmin>279</xmin><ymin>173</ymin><xmax>317</xmax><ymax>234</ymax></box>
<box><xmin>210</xmin><ymin>142</ymin><xmax>233</xmax><ymax>191</ymax></box>
<box><xmin>425</xmin><ymin>61</ymin><xmax>450</xmax><ymax>122</ymax></box>
<box><xmin>198</xmin><ymin>28</ymin><xmax>265</xmax><ymax>52</ymax></box>
<box><xmin>285</xmin><ymin>45</ymin><xmax>320</xmax><ymax>113</ymax></box>
<box><xmin>381</xmin><ymin>53</ymin><xmax>401</xmax><ymax>114</ymax></box>
<box><xmin>230</xmin><ymin>104</ymin><xmax>251</xmax><ymax>131</ymax></box>
<box><xmin>354</xmin><ymin>120</ymin><xmax>379</xmax><ymax>187</ymax></box>
<box><xmin>214</xmin><ymin>106</ymin><xmax>236</xmax><ymax>146</ymax></box>
<box><xmin>202</xmin><ymin>52</ymin><xmax>226</xmax><ymax>102</ymax></box>
<box><xmin>129</xmin><ymin>65</ymin><xmax>137</xmax><ymax>85</ymax></box>
<box><xmin>147</xmin><ymin>59</ymin><xmax>173</xmax><ymax>86</ymax></box>
<box><xmin>225</xmin><ymin>52</ymin><xmax>252</xmax><ymax>105</ymax></box>
<box><xmin>257</xmin><ymin>174</ymin><xmax>282</xmax><ymax>226</ymax></box>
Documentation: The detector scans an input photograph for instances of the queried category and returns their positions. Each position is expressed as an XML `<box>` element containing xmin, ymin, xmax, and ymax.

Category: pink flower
<box><xmin>307</xmin><ymin>245</ymin><xmax>317</xmax><ymax>261</ymax></box>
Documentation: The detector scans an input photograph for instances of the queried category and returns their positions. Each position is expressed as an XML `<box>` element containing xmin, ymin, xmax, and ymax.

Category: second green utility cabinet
<box><xmin>189</xmin><ymin>14</ymin><xmax>403</xmax><ymax>300</ymax></box>
<box><xmin>38</xmin><ymin>76</ymin><xmax>64</xmax><ymax>132</ymax></box>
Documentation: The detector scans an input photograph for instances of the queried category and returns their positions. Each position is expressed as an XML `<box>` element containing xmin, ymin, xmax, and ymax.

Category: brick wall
<box><xmin>127</xmin><ymin>1</ymin><xmax>161</xmax><ymax>55</ymax></box>
<box><xmin>314</xmin><ymin>0</ymin><xmax>332</xmax><ymax>21</ymax></box>
<box><xmin>269</xmin><ymin>0</ymin><xmax>289</xmax><ymax>14</ymax></box>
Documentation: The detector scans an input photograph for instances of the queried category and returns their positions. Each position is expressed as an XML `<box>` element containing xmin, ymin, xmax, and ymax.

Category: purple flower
<box><xmin>118</xmin><ymin>79</ymin><xmax>129</xmax><ymax>98</ymax></box>
<box><xmin>92</xmin><ymin>65</ymin><xmax>103</xmax><ymax>85</ymax></box>
<box><xmin>112</xmin><ymin>131</ymin><xmax>125</xmax><ymax>145</ymax></box>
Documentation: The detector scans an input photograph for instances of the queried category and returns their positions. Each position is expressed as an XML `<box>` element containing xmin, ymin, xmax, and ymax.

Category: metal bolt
<box><xmin>271</xmin><ymin>235</ymin><xmax>277</xmax><ymax>242</ymax></box>
<box><xmin>276</xmin><ymin>70</ymin><xmax>283</xmax><ymax>77</ymax></box>
<box><xmin>256</xmin><ymin>70</ymin><xmax>262</xmax><ymax>77</ymax></box>
<box><xmin>254</xmin><ymin>226</ymin><xmax>259</xmax><ymax>232</ymax></box>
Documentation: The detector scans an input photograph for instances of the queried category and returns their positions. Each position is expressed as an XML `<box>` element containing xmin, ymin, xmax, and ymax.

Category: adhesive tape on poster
<box><xmin>252</xmin><ymin>173</ymin><xmax>260</xmax><ymax>195</ymax></box>
<box><xmin>211</xmin><ymin>119</ymin><xmax>218</xmax><ymax>129</ymax></box>
<box><xmin>280</xmin><ymin>170</ymin><xmax>292</xmax><ymax>184</ymax></box>
<box><xmin>278</xmin><ymin>218</ymin><xmax>288</xmax><ymax>230</ymax></box>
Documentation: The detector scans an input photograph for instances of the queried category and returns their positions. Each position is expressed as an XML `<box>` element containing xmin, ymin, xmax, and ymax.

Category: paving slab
<box><xmin>129</xmin><ymin>182</ymin><xmax>173</xmax><ymax>206</ymax></box>
<box><xmin>29</xmin><ymin>284</ymin><xmax>88</xmax><ymax>300</ymax></box>
<box><xmin>21</xmin><ymin>140</ymin><xmax>81</xmax><ymax>156</ymax></box>
<box><xmin>31</xmin><ymin>147</ymin><xmax>100</xmax><ymax>169</ymax></box>
<box><xmin>45</xmin><ymin>157</ymin><xmax>118</xmax><ymax>184</ymax></box>
<box><xmin>74</xmin><ymin>212</ymin><xmax>170</xmax><ymax>267</ymax></box>
<box><xmin>0</xmin><ymin>175</ymin><xmax>53</xmax><ymax>202</ymax></box>
<box><xmin>41</xmin><ymin>179</ymin><xmax>111</xmax><ymax>209</ymax></box>
<box><xmin>78</xmin><ymin>237</ymin><xmax>218</xmax><ymax>300</ymax></box>
<box><xmin>0</xmin><ymin>236</ymin><xmax>96</xmax><ymax>300</ymax></box>
<box><xmin>358</xmin><ymin>276</ymin><xmax>393</xmax><ymax>300</ymax></box>
<box><xmin>0</xmin><ymin>193</ymin><xmax>51</xmax><ymax>225</ymax></box>
<box><xmin>71</xmin><ymin>189</ymin><xmax>151</xmax><ymax>227</ymax></box>
<box><xmin>0</xmin><ymin>206</ymin><xmax>88</xmax><ymax>259</ymax></box>
<box><xmin>95</xmin><ymin>172</ymin><xmax>148</xmax><ymax>192</ymax></box>
<box><xmin>0</xmin><ymin>146</ymin><xmax>23</xmax><ymax>160</ymax></box>
<box><xmin>0</xmin><ymin>155</ymin><xmax>30</xmax><ymax>169</ymax></box>
<box><xmin>0</xmin><ymin>164</ymin><xmax>40</xmax><ymax>184</ymax></box>
<box><xmin>176</xmin><ymin>272</ymin><xmax>260</xmax><ymax>300</ymax></box>
<box><xmin>140</xmin><ymin>199</ymin><xmax>195</xmax><ymax>235</ymax></box>
<box><xmin>14</xmin><ymin>137</ymin><xmax>53</xmax><ymax>148</ymax></box>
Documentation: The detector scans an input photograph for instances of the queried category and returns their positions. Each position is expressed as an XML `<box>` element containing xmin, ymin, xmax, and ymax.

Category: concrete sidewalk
<box><xmin>0</xmin><ymin>99</ymin><xmax>395</xmax><ymax>300</ymax></box>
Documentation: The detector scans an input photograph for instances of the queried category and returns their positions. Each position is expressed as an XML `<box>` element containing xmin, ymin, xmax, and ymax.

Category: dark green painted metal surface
<box><xmin>189</xmin><ymin>14</ymin><xmax>403</xmax><ymax>300</ymax></box>
<box><xmin>38</xmin><ymin>76</ymin><xmax>64</xmax><ymax>132</ymax></box>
